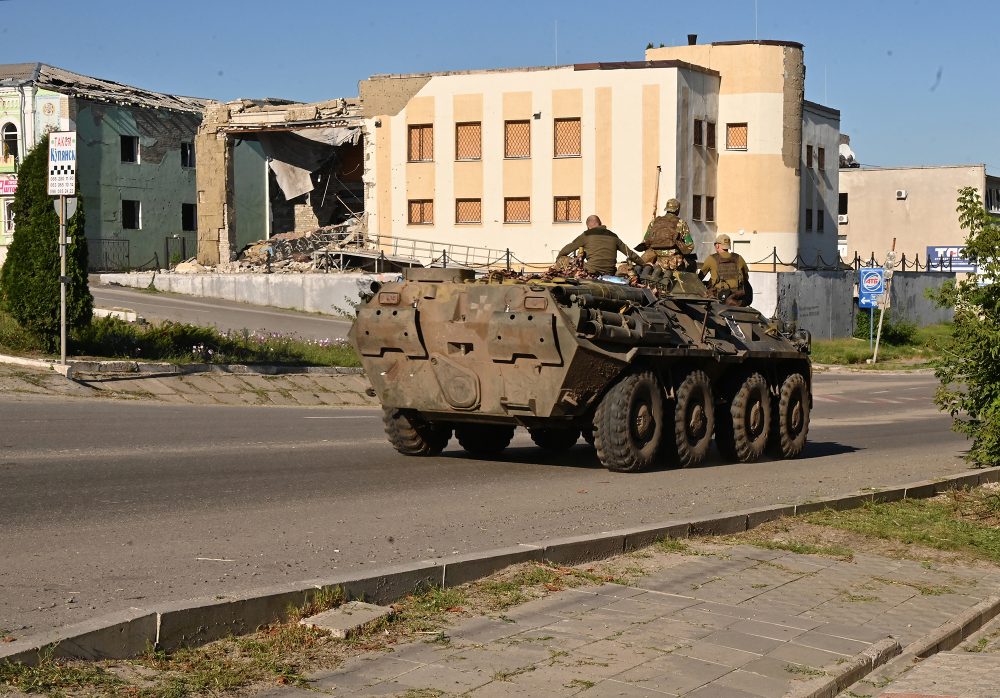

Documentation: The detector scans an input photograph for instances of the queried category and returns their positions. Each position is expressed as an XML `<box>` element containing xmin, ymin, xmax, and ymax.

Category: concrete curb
<box><xmin>3</xmin><ymin>466</ymin><xmax>998</xmax><ymax>667</ymax></box>
<box><xmin>789</xmin><ymin>637</ymin><xmax>901</xmax><ymax>698</ymax></box>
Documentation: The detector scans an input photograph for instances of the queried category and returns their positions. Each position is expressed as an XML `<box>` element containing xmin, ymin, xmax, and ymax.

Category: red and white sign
<box><xmin>0</xmin><ymin>175</ymin><xmax>16</xmax><ymax>196</ymax></box>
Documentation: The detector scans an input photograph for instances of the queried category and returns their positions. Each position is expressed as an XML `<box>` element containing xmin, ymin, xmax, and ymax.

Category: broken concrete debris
<box><xmin>298</xmin><ymin>601</ymin><xmax>393</xmax><ymax>639</ymax></box>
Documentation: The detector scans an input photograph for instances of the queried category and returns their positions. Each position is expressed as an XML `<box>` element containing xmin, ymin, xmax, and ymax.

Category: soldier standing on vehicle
<box><xmin>635</xmin><ymin>198</ymin><xmax>695</xmax><ymax>274</ymax></box>
<box><xmin>556</xmin><ymin>215</ymin><xmax>642</xmax><ymax>276</ymax></box>
<box><xmin>700</xmin><ymin>233</ymin><xmax>751</xmax><ymax>306</ymax></box>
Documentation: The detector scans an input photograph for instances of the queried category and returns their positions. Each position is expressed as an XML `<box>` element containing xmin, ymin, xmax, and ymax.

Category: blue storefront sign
<box><xmin>926</xmin><ymin>246</ymin><xmax>976</xmax><ymax>273</ymax></box>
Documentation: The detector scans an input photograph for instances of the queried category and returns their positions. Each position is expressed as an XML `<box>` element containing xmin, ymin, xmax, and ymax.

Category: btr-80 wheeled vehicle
<box><xmin>349</xmin><ymin>267</ymin><xmax>812</xmax><ymax>472</ymax></box>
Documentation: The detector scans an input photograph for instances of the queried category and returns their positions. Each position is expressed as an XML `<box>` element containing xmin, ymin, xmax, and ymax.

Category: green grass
<box><xmin>810</xmin><ymin>322</ymin><xmax>952</xmax><ymax>367</ymax></box>
<box><xmin>750</xmin><ymin>540</ymin><xmax>855</xmax><ymax>560</ymax></box>
<box><xmin>0</xmin><ymin>309</ymin><xmax>360</xmax><ymax>367</ymax></box>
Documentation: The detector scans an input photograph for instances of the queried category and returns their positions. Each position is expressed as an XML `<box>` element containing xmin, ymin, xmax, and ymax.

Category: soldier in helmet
<box><xmin>636</xmin><ymin>198</ymin><xmax>696</xmax><ymax>277</ymax></box>
<box><xmin>699</xmin><ymin>233</ymin><xmax>751</xmax><ymax>306</ymax></box>
<box><xmin>556</xmin><ymin>214</ymin><xmax>642</xmax><ymax>276</ymax></box>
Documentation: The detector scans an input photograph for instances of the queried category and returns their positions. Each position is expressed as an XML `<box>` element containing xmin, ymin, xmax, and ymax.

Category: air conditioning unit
<box><xmin>837</xmin><ymin>214</ymin><xmax>849</xmax><ymax>225</ymax></box>
<box><xmin>895</xmin><ymin>189</ymin><xmax>908</xmax><ymax>200</ymax></box>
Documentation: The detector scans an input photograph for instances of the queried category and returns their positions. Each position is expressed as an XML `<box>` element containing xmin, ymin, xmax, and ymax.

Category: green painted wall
<box><xmin>233</xmin><ymin>138</ymin><xmax>266</xmax><ymax>249</ymax></box>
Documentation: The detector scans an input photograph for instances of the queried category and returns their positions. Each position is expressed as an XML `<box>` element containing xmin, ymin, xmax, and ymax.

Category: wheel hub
<box><xmin>749</xmin><ymin>401</ymin><xmax>763</xmax><ymax>436</ymax></box>
<box><xmin>634</xmin><ymin>402</ymin><xmax>654</xmax><ymax>440</ymax></box>
<box><xmin>688</xmin><ymin>404</ymin><xmax>706</xmax><ymax>439</ymax></box>
<box><xmin>790</xmin><ymin>402</ymin><xmax>803</xmax><ymax>432</ymax></box>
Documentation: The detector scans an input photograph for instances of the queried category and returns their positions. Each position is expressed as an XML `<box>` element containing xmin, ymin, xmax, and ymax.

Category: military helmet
<box><xmin>716</xmin><ymin>233</ymin><xmax>732</xmax><ymax>250</ymax></box>
<box><xmin>664</xmin><ymin>198</ymin><xmax>681</xmax><ymax>214</ymax></box>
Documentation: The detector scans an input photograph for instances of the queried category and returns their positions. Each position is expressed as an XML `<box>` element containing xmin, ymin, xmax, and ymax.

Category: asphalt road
<box><xmin>0</xmin><ymin>371</ymin><xmax>969</xmax><ymax>638</ymax></box>
<box><xmin>91</xmin><ymin>283</ymin><xmax>354</xmax><ymax>342</ymax></box>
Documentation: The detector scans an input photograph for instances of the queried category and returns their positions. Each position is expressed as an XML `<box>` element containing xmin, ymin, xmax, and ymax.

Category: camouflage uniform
<box><xmin>700</xmin><ymin>233</ymin><xmax>750</xmax><ymax>306</ymax></box>
<box><xmin>636</xmin><ymin>199</ymin><xmax>695</xmax><ymax>272</ymax></box>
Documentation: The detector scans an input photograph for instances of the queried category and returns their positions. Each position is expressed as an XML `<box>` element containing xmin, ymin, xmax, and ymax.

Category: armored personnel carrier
<box><xmin>349</xmin><ymin>267</ymin><xmax>812</xmax><ymax>472</ymax></box>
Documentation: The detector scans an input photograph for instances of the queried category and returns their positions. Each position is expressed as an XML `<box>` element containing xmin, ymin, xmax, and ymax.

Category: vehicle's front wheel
<box><xmin>529</xmin><ymin>427</ymin><xmax>580</xmax><ymax>451</ymax></box>
<box><xmin>672</xmin><ymin>370</ymin><xmax>714</xmax><ymax>468</ymax></box>
<box><xmin>383</xmin><ymin>408</ymin><xmax>451</xmax><ymax>456</ymax></box>
<box><xmin>456</xmin><ymin>424</ymin><xmax>516</xmax><ymax>455</ymax></box>
<box><xmin>770</xmin><ymin>373</ymin><xmax>809</xmax><ymax>458</ymax></box>
<box><xmin>594</xmin><ymin>371</ymin><xmax>664</xmax><ymax>473</ymax></box>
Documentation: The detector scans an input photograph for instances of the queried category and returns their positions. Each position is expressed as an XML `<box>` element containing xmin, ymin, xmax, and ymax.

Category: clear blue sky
<box><xmin>4</xmin><ymin>0</ymin><xmax>995</xmax><ymax>171</ymax></box>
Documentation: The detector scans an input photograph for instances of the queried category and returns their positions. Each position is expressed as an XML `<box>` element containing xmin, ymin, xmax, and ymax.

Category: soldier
<box><xmin>636</xmin><ymin>198</ymin><xmax>695</xmax><ymax>274</ymax></box>
<box><xmin>699</xmin><ymin>233</ymin><xmax>751</xmax><ymax>306</ymax></box>
<box><xmin>556</xmin><ymin>215</ymin><xmax>642</xmax><ymax>276</ymax></box>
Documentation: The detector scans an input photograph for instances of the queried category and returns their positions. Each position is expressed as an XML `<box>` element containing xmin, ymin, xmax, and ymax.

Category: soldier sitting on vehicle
<box><xmin>635</xmin><ymin>198</ymin><xmax>696</xmax><ymax>281</ymax></box>
<box><xmin>556</xmin><ymin>215</ymin><xmax>642</xmax><ymax>276</ymax></box>
<box><xmin>699</xmin><ymin>233</ymin><xmax>751</xmax><ymax>306</ymax></box>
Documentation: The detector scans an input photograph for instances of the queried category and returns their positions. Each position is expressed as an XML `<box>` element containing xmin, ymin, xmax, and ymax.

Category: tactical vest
<box><xmin>644</xmin><ymin>215</ymin><xmax>681</xmax><ymax>250</ymax></box>
<box><xmin>710</xmin><ymin>253</ymin><xmax>742</xmax><ymax>290</ymax></box>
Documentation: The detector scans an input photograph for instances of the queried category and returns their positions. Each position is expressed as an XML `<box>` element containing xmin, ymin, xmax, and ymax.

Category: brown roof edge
<box><xmin>803</xmin><ymin>100</ymin><xmax>840</xmax><ymax>118</ymax></box>
<box><xmin>573</xmin><ymin>59</ymin><xmax>719</xmax><ymax>77</ymax></box>
<box><xmin>710</xmin><ymin>39</ymin><xmax>804</xmax><ymax>49</ymax></box>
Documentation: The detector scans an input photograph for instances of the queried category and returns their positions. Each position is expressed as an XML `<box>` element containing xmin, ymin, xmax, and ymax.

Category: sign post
<box><xmin>871</xmin><ymin>242</ymin><xmax>897</xmax><ymax>364</ymax></box>
<box><xmin>47</xmin><ymin>131</ymin><xmax>76</xmax><ymax>366</ymax></box>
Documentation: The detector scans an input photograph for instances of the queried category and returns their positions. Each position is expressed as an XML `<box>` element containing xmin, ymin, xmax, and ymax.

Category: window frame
<box><xmin>805</xmin><ymin>207</ymin><xmax>813</xmax><ymax>232</ymax></box>
<box><xmin>504</xmin><ymin>120</ymin><xmax>531</xmax><ymax>159</ymax></box>
<box><xmin>838</xmin><ymin>192</ymin><xmax>849</xmax><ymax>215</ymax></box>
<box><xmin>706</xmin><ymin>121</ymin><xmax>716</xmax><ymax>150</ymax></box>
<box><xmin>120</xmin><ymin>135</ymin><xmax>140</xmax><ymax>164</ymax></box>
<box><xmin>407</xmin><ymin>124</ymin><xmax>434</xmax><ymax>163</ymax></box>
<box><xmin>818</xmin><ymin>147</ymin><xmax>826</xmax><ymax>170</ymax></box>
<box><xmin>180</xmin><ymin>142</ymin><xmax>196</xmax><ymax>169</ymax></box>
<box><xmin>693</xmin><ymin>118</ymin><xmax>703</xmax><ymax>147</ymax></box>
<box><xmin>1</xmin><ymin>122</ymin><xmax>18</xmax><ymax>164</ymax></box>
<box><xmin>553</xmin><ymin>196</ymin><xmax>582</xmax><ymax>223</ymax></box>
<box><xmin>806</xmin><ymin>145</ymin><xmax>813</xmax><ymax>168</ymax></box>
<box><xmin>455</xmin><ymin>122</ymin><xmax>482</xmax><ymax>161</ymax></box>
<box><xmin>553</xmin><ymin>118</ymin><xmax>582</xmax><ymax>158</ymax></box>
<box><xmin>725</xmin><ymin>123</ymin><xmax>748</xmax><ymax>151</ymax></box>
<box><xmin>692</xmin><ymin>194</ymin><xmax>702</xmax><ymax>222</ymax></box>
<box><xmin>503</xmin><ymin>197</ymin><xmax>531</xmax><ymax>224</ymax></box>
<box><xmin>181</xmin><ymin>203</ymin><xmax>197</xmax><ymax>232</ymax></box>
<box><xmin>407</xmin><ymin>198</ymin><xmax>434</xmax><ymax>225</ymax></box>
<box><xmin>705</xmin><ymin>196</ymin><xmax>716</xmax><ymax>223</ymax></box>
<box><xmin>122</xmin><ymin>199</ymin><xmax>141</xmax><ymax>230</ymax></box>
<box><xmin>455</xmin><ymin>198</ymin><xmax>482</xmax><ymax>224</ymax></box>
<box><xmin>817</xmin><ymin>208</ymin><xmax>825</xmax><ymax>232</ymax></box>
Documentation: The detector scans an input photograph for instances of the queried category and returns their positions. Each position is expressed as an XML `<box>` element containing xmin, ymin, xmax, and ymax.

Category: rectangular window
<box><xmin>180</xmin><ymin>142</ymin><xmax>196</xmax><ymax>168</ymax></box>
<box><xmin>455</xmin><ymin>198</ymin><xmax>481</xmax><ymax>224</ymax></box>
<box><xmin>408</xmin><ymin>199</ymin><xmax>433</xmax><ymax>224</ymax></box>
<box><xmin>553</xmin><ymin>196</ymin><xmax>581</xmax><ymax>223</ymax></box>
<box><xmin>692</xmin><ymin>194</ymin><xmax>702</xmax><ymax>221</ymax></box>
<box><xmin>122</xmin><ymin>199</ymin><xmax>141</xmax><ymax>229</ymax></box>
<box><xmin>121</xmin><ymin>135</ymin><xmax>139</xmax><ymax>163</ymax></box>
<box><xmin>838</xmin><ymin>192</ymin><xmax>849</xmax><ymax>215</ymax></box>
<box><xmin>455</xmin><ymin>122</ymin><xmax>481</xmax><ymax>160</ymax></box>
<box><xmin>693</xmin><ymin>118</ymin><xmax>703</xmax><ymax>147</ymax></box>
<box><xmin>805</xmin><ymin>208</ymin><xmax>813</xmax><ymax>232</ymax></box>
<box><xmin>817</xmin><ymin>209</ymin><xmax>825</xmax><ymax>232</ymax></box>
<box><xmin>818</xmin><ymin>147</ymin><xmax>826</xmax><ymax>170</ymax></box>
<box><xmin>504</xmin><ymin>197</ymin><xmax>530</xmax><ymax>223</ymax></box>
<box><xmin>504</xmin><ymin>120</ymin><xmax>531</xmax><ymax>158</ymax></box>
<box><xmin>726</xmin><ymin>123</ymin><xmax>748</xmax><ymax>150</ymax></box>
<box><xmin>182</xmin><ymin>203</ymin><xmax>197</xmax><ymax>232</ymax></box>
<box><xmin>407</xmin><ymin>124</ymin><xmax>433</xmax><ymax>162</ymax></box>
<box><xmin>553</xmin><ymin>118</ymin><xmax>581</xmax><ymax>157</ymax></box>
<box><xmin>806</xmin><ymin>145</ymin><xmax>813</xmax><ymax>168</ymax></box>
<box><xmin>706</xmin><ymin>122</ymin><xmax>716</xmax><ymax>149</ymax></box>
<box><xmin>705</xmin><ymin>196</ymin><xmax>715</xmax><ymax>222</ymax></box>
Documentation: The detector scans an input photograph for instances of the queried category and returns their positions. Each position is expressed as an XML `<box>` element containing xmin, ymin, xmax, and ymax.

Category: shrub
<box><xmin>853</xmin><ymin>308</ymin><xmax>917</xmax><ymax>345</ymax></box>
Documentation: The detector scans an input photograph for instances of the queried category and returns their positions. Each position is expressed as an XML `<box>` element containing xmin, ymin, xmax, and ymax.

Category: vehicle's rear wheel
<box><xmin>383</xmin><ymin>408</ymin><xmax>451</xmax><ymax>456</ymax></box>
<box><xmin>672</xmin><ymin>370</ymin><xmax>714</xmax><ymax>468</ymax></box>
<box><xmin>594</xmin><ymin>371</ymin><xmax>664</xmax><ymax>473</ymax></box>
<box><xmin>722</xmin><ymin>373</ymin><xmax>771</xmax><ymax>463</ymax></box>
<box><xmin>456</xmin><ymin>424</ymin><xmax>516</xmax><ymax>455</ymax></box>
<box><xmin>770</xmin><ymin>373</ymin><xmax>809</xmax><ymax>458</ymax></box>
<box><xmin>529</xmin><ymin>427</ymin><xmax>580</xmax><ymax>451</ymax></box>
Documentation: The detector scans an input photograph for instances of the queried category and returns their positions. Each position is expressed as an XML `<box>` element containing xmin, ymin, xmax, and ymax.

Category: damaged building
<box><xmin>0</xmin><ymin>63</ymin><xmax>208</xmax><ymax>270</ymax></box>
<box><xmin>195</xmin><ymin>99</ymin><xmax>365</xmax><ymax>266</ymax></box>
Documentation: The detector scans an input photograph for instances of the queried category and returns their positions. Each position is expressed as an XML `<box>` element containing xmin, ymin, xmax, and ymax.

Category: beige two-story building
<box><xmin>360</xmin><ymin>38</ymin><xmax>840</xmax><ymax>269</ymax></box>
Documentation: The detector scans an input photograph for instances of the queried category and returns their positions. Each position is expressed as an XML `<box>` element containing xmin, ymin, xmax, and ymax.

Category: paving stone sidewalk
<box><xmin>256</xmin><ymin>542</ymin><xmax>1000</xmax><ymax>698</ymax></box>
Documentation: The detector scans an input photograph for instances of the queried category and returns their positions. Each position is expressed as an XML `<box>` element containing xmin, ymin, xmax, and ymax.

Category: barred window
<box><xmin>692</xmin><ymin>195</ymin><xmax>702</xmax><ymax>221</ymax></box>
<box><xmin>408</xmin><ymin>199</ymin><xmax>433</xmax><ymax>224</ymax></box>
<box><xmin>553</xmin><ymin>118</ymin><xmax>581</xmax><ymax>157</ymax></box>
<box><xmin>706</xmin><ymin>122</ymin><xmax>716</xmax><ymax>149</ymax></box>
<box><xmin>553</xmin><ymin>196</ymin><xmax>581</xmax><ymax>223</ymax></box>
<box><xmin>726</xmin><ymin>123</ymin><xmax>748</xmax><ymax>150</ymax></box>
<box><xmin>818</xmin><ymin>147</ymin><xmax>826</xmax><ymax>170</ymax></box>
<box><xmin>455</xmin><ymin>198</ymin><xmax>481</xmax><ymax>224</ymax></box>
<box><xmin>504</xmin><ymin>197</ymin><xmax>530</xmax><ymax>223</ymax></box>
<box><xmin>455</xmin><ymin>122</ymin><xmax>481</xmax><ymax>161</ymax></box>
<box><xmin>504</xmin><ymin>120</ymin><xmax>530</xmax><ymax>158</ymax></box>
<box><xmin>693</xmin><ymin>119</ymin><xmax>703</xmax><ymax>147</ymax></box>
<box><xmin>705</xmin><ymin>196</ymin><xmax>715</xmax><ymax>223</ymax></box>
<box><xmin>407</xmin><ymin>124</ymin><xmax>433</xmax><ymax>162</ymax></box>
<box><xmin>805</xmin><ymin>208</ymin><xmax>813</xmax><ymax>231</ymax></box>
<box><xmin>806</xmin><ymin>145</ymin><xmax>813</xmax><ymax>168</ymax></box>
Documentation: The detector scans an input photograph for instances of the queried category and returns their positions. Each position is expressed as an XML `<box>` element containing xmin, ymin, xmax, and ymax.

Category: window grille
<box><xmin>705</xmin><ymin>196</ymin><xmax>715</xmax><ymax>222</ymax></box>
<box><xmin>692</xmin><ymin>195</ymin><xmax>702</xmax><ymax>221</ymax></box>
<box><xmin>806</xmin><ymin>145</ymin><xmax>813</xmax><ymax>168</ymax></box>
<box><xmin>408</xmin><ymin>199</ymin><xmax>433</xmax><ymax>224</ymax></box>
<box><xmin>706</xmin><ymin>122</ymin><xmax>716</xmax><ymax>149</ymax></box>
<box><xmin>504</xmin><ymin>120</ymin><xmax>531</xmax><ymax>158</ymax></box>
<box><xmin>553</xmin><ymin>196</ymin><xmax>581</xmax><ymax>222</ymax></box>
<box><xmin>553</xmin><ymin>118</ymin><xmax>581</xmax><ymax>157</ymax></box>
<box><xmin>455</xmin><ymin>122</ymin><xmax>481</xmax><ymax>160</ymax></box>
<box><xmin>818</xmin><ymin>147</ymin><xmax>826</xmax><ymax>170</ymax></box>
<box><xmin>408</xmin><ymin>124</ymin><xmax>433</xmax><ymax>162</ymax></box>
<box><xmin>726</xmin><ymin>123</ymin><xmax>748</xmax><ymax>150</ymax></box>
<box><xmin>504</xmin><ymin>197</ymin><xmax>530</xmax><ymax>223</ymax></box>
<box><xmin>693</xmin><ymin>119</ymin><xmax>703</xmax><ymax>146</ymax></box>
<box><xmin>455</xmin><ymin>198</ymin><xmax>481</xmax><ymax>224</ymax></box>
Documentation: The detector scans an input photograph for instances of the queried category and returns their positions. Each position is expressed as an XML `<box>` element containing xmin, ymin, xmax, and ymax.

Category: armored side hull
<box><xmin>349</xmin><ymin>267</ymin><xmax>812</xmax><ymax>472</ymax></box>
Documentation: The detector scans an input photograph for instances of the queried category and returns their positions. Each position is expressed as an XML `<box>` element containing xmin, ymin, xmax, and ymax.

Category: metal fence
<box><xmin>88</xmin><ymin>238</ymin><xmax>130</xmax><ymax>272</ymax></box>
<box><xmin>748</xmin><ymin>247</ymin><xmax>966</xmax><ymax>273</ymax></box>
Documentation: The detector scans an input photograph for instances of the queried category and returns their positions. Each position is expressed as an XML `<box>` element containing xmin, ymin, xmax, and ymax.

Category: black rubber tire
<box><xmin>770</xmin><ymin>373</ymin><xmax>809</xmax><ymax>458</ymax></box>
<box><xmin>383</xmin><ymin>408</ymin><xmax>451</xmax><ymax>456</ymax></box>
<box><xmin>727</xmin><ymin>373</ymin><xmax>771</xmax><ymax>463</ymax></box>
<box><xmin>593</xmin><ymin>371</ymin><xmax>664</xmax><ymax>473</ymax></box>
<box><xmin>529</xmin><ymin>427</ymin><xmax>581</xmax><ymax>451</ymax></box>
<box><xmin>672</xmin><ymin>370</ymin><xmax>715</xmax><ymax>468</ymax></box>
<box><xmin>456</xmin><ymin>424</ymin><xmax>516</xmax><ymax>455</ymax></box>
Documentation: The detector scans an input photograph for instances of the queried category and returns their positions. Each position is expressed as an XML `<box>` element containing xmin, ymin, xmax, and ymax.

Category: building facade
<box><xmin>0</xmin><ymin>63</ymin><xmax>205</xmax><ymax>270</ymax></box>
<box><xmin>360</xmin><ymin>39</ymin><xmax>840</xmax><ymax>269</ymax></box>
<box><xmin>838</xmin><ymin>164</ymin><xmax>1000</xmax><ymax>270</ymax></box>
